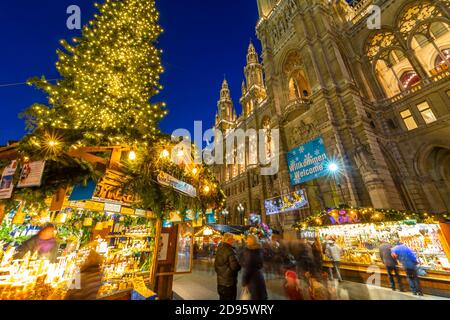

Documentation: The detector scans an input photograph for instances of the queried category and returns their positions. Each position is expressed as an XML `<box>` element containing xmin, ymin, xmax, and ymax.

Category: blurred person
<box><xmin>296</xmin><ymin>239</ymin><xmax>315</xmax><ymax>278</ymax></box>
<box><xmin>379</xmin><ymin>240</ymin><xmax>404</xmax><ymax>292</ymax></box>
<box><xmin>284</xmin><ymin>270</ymin><xmax>303</xmax><ymax>300</ymax></box>
<box><xmin>325</xmin><ymin>238</ymin><xmax>343</xmax><ymax>282</ymax></box>
<box><xmin>305</xmin><ymin>272</ymin><xmax>330</xmax><ymax>300</ymax></box>
<box><xmin>311</xmin><ymin>239</ymin><xmax>324</xmax><ymax>277</ymax></box>
<box><xmin>392</xmin><ymin>241</ymin><xmax>423</xmax><ymax>296</ymax></box>
<box><xmin>193</xmin><ymin>242</ymin><xmax>199</xmax><ymax>260</ymax></box>
<box><xmin>15</xmin><ymin>223</ymin><xmax>58</xmax><ymax>263</ymax></box>
<box><xmin>214</xmin><ymin>233</ymin><xmax>241</xmax><ymax>300</ymax></box>
<box><xmin>66</xmin><ymin>243</ymin><xmax>104</xmax><ymax>300</ymax></box>
<box><xmin>241</xmin><ymin>234</ymin><xmax>268</xmax><ymax>300</ymax></box>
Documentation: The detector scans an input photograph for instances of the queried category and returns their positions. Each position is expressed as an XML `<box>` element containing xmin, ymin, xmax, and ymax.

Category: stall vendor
<box><xmin>14</xmin><ymin>223</ymin><xmax>58</xmax><ymax>263</ymax></box>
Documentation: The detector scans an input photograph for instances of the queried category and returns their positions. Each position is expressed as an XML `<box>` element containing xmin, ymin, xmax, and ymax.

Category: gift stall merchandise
<box><xmin>0</xmin><ymin>206</ymin><xmax>160</xmax><ymax>300</ymax></box>
<box><xmin>318</xmin><ymin>222</ymin><xmax>450</xmax><ymax>272</ymax></box>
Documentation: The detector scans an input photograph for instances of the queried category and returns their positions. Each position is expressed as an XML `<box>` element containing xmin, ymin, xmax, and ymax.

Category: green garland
<box><xmin>120</xmin><ymin>137</ymin><xmax>226</xmax><ymax>220</ymax></box>
<box><xmin>293</xmin><ymin>206</ymin><xmax>450</xmax><ymax>231</ymax></box>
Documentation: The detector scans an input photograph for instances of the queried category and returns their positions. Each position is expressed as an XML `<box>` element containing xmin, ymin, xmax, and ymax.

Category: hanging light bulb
<box><xmin>128</xmin><ymin>150</ymin><xmax>137</xmax><ymax>161</ymax></box>
<box><xmin>160</xmin><ymin>149</ymin><xmax>170</xmax><ymax>159</ymax></box>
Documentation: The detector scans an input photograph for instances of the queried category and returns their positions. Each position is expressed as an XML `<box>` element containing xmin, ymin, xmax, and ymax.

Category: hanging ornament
<box><xmin>55</xmin><ymin>212</ymin><xmax>67</xmax><ymax>224</ymax></box>
<box><xmin>0</xmin><ymin>203</ymin><xmax>6</xmax><ymax>225</ymax></box>
<box><xmin>94</xmin><ymin>221</ymin><xmax>104</xmax><ymax>231</ymax></box>
<box><xmin>12</xmin><ymin>202</ymin><xmax>26</xmax><ymax>225</ymax></box>
<box><xmin>83</xmin><ymin>217</ymin><xmax>93</xmax><ymax>227</ymax></box>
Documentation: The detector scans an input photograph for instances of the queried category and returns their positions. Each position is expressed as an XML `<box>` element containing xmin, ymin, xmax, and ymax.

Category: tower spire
<box><xmin>247</xmin><ymin>41</ymin><xmax>258</xmax><ymax>64</ymax></box>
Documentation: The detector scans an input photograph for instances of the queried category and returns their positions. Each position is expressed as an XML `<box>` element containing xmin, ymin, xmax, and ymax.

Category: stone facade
<box><xmin>212</xmin><ymin>0</ymin><xmax>450</xmax><ymax>235</ymax></box>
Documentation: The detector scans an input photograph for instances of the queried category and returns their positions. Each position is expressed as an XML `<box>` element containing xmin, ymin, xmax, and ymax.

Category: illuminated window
<box><xmin>400</xmin><ymin>109</ymin><xmax>418</xmax><ymax>131</ymax></box>
<box><xmin>417</xmin><ymin>102</ymin><xmax>437</xmax><ymax>124</ymax></box>
<box><xmin>400</xmin><ymin>71</ymin><xmax>421</xmax><ymax>89</ymax></box>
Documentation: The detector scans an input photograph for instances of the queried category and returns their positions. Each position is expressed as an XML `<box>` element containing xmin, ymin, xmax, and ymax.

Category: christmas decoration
<box><xmin>293</xmin><ymin>206</ymin><xmax>450</xmax><ymax>231</ymax></box>
<box><xmin>21</xmin><ymin>0</ymin><xmax>166</xmax><ymax>148</ymax></box>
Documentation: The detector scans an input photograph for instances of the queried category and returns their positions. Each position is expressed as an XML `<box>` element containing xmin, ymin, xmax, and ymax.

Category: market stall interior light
<box><xmin>203</xmin><ymin>228</ymin><xmax>213</xmax><ymax>236</ymax></box>
<box><xmin>160</xmin><ymin>149</ymin><xmax>170</xmax><ymax>159</ymax></box>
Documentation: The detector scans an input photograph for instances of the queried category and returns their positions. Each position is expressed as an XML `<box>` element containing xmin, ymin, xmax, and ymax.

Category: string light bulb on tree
<box><xmin>22</xmin><ymin>0</ymin><xmax>167</xmax><ymax>148</ymax></box>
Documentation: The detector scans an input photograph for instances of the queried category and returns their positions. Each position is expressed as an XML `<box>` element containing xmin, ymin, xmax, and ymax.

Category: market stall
<box><xmin>0</xmin><ymin>198</ymin><xmax>161</xmax><ymax>300</ymax></box>
<box><xmin>295</xmin><ymin>207</ymin><xmax>450</xmax><ymax>297</ymax></box>
<box><xmin>193</xmin><ymin>226</ymin><xmax>221</xmax><ymax>259</ymax></box>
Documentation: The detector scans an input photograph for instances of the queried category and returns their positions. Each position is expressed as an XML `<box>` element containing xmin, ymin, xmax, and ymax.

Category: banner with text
<box><xmin>287</xmin><ymin>136</ymin><xmax>329</xmax><ymax>186</ymax></box>
<box><xmin>264</xmin><ymin>189</ymin><xmax>308</xmax><ymax>215</ymax></box>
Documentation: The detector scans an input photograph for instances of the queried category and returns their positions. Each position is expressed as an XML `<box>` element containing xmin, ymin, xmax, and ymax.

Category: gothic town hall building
<box><xmin>212</xmin><ymin>0</ymin><xmax>450</xmax><ymax>237</ymax></box>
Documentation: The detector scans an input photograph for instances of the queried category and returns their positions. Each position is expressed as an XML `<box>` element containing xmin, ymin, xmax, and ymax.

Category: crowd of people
<box><xmin>213</xmin><ymin>233</ymin><xmax>425</xmax><ymax>300</ymax></box>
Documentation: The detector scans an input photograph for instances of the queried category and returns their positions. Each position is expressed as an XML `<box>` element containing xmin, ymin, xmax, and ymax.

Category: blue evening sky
<box><xmin>0</xmin><ymin>0</ymin><xmax>260</xmax><ymax>145</ymax></box>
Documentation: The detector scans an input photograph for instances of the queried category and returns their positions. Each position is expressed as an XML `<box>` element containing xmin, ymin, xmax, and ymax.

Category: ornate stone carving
<box><xmin>290</xmin><ymin>120</ymin><xmax>319</xmax><ymax>147</ymax></box>
<box><xmin>283</xmin><ymin>51</ymin><xmax>303</xmax><ymax>75</ymax></box>
<box><xmin>353</xmin><ymin>137</ymin><xmax>377</xmax><ymax>176</ymax></box>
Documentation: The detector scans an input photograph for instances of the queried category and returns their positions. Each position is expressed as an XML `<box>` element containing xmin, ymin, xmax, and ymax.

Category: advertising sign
<box><xmin>17</xmin><ymin>160</ymin><xmax>46</xmax><ymax>188</ymax></box>
<box><xmin>287</xmin><ymin>137</ymin><xmax>329</xmax><ymax>185</ymax></box>
<box><xmin>157</xmin><ymin>171</ymin><xmax>197</xmax><ymax>198</ymax></box>
<box><xmin>264</xmin><ymin>189</ymin><xmax>308</xmax><ymax>215</ymax></box>
<box><xmin>0</xmin><ymin>161</ymin><xmax>18</xmax><ymax>200</ymax></box>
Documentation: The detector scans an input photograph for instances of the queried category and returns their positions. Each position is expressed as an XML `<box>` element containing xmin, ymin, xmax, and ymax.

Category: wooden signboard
<box><xmin>92</xmin><ymin>169</ymin><xmax>135</xmax><ymax>204</ymax></box>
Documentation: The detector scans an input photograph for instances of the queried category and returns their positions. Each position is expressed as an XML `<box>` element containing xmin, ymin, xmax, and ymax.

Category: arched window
<box><xmin>397</xmin><ymin>2</ymin><xmax>443</xmax><ymax>40</ymax></box>
<box><xmin>283</xmin><ymin>51</ymin><xmax>311</xmax><ymax>102</ymax></box>
<box><xmin>366</xmin><ymin>30</ymin><xmax>422</xmax><ymax>97</ymax></box>
<box><xmin>373</xmin><ymin>49</ymin><xmax>420</xmax><ymax>97</ymax></box>
<box><xmin>397</xmin><ymin>0</ymin><xmax>450</xmax><ymax>76</ymax></box>
<box><xmin>288</xmin><ymin>70</ymin><xmax>310</xmax><ymax>101</ymax></box>
<box><xmin>435</xmin><ymin>48</ymin><xmax>450</xmax><ymax>66</ymax></box>
<box><xmin>410</xmin><ymin>21</ymin><xmax>450</xmax><ymax>75</ymax></box>
<box><xmin>400</xmin><ymin>71</ymin><xmax>421</xmax><ymax>89</ymax></box>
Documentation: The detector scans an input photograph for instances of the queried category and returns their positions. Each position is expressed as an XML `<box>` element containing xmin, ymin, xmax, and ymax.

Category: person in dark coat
<box><xmin>296</xmin><ymin>239</ymin><xmax>315</xmax><ymax>277</ymax></box>
<box><xmin>379</xmin><ymin>241</ymin><xmax>404</xmax><ymax>291</ymax></box>
<box><xmin>214</xmin><ymin>233</ymin><xmax>241</xmax><ymax>300</ymax></box>
<box><xmin>241</xmin><ymin>234</ymin><xmax>268</xmax><ymax>300</ymax></box>
<box><xmin>66</xmin><ymin>247</ymin><xmax>104</xmax><ymax>300</ymax></box>
<box><xmin>14</xmin><ymin>223</ymin><xmax>58</xmax><ymax>263</ymax></box>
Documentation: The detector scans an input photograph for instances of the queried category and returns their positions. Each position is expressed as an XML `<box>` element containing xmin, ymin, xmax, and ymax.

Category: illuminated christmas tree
<box><xmin>23</xmin><ymin>0</ymin><xmax>167</xmax><ymax>148</ymax></box>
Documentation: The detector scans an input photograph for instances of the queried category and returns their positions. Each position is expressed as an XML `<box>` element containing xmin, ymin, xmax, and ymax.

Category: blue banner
<box><xmin>69</xmin><ymin>180</ymin><xmax>97</xmax><ymax>201</ymax></box>
<box><xmin>206</xmin><ymin>212</ymin><xmax>216</xmax><ymax>224</ymax></box>
<box><xmin>287</xmin><ymin>137</ymin><xmax>329</xmax><ymax>185</ymax></box>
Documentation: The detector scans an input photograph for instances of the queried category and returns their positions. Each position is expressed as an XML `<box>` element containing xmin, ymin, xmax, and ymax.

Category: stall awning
<box><xmin>208</xmin><ymin>224</ymin><xmax>250</xmax><ymax>235</ymax></box>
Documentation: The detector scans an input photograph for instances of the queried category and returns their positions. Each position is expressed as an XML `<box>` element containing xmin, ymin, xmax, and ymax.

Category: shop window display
<box><xmin>318</xmin><ymin>223</ymin><xmax>450</xmax><ymax>272</ymax></box>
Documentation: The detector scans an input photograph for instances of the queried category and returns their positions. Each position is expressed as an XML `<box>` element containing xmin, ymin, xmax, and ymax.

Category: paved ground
<box><xmin>173</xmin><ymin>260</ymin><xmax>449</xmax><ymax>300</ymax></box>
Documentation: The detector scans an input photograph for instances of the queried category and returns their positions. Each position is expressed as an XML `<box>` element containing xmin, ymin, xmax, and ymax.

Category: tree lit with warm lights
<box><xmin>23</xmin><ymin>0</ymin><xmax>167</xmax><ymax>147</ymax></box>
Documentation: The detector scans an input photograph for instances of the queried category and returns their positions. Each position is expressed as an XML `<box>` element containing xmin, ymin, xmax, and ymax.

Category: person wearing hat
<box><xmin>15</xmin><ymin>223</ymin><xmax>59</xmax><ymax>263</ymax></box>
<box><xmin>284</xmin><ymin>270</ymin><xmax>303</xmax><ymax>300</ymax></box>
<box><xmin>214</xmin><ymin>232</ymin><xmax>241</xmax><ymax>300</ymax></box>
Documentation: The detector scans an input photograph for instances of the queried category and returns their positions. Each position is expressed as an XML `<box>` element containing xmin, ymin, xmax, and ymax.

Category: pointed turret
<box><xmin>216</xmin><ymin>78</ymin><xmax>236</xmax><ymax>130</ymax></box>
<box><xmin>244</xmin><ymin>42</ymin><xmax>265</xmax><ymax>89</ymax></box>
<box><xmin>240</xmin><ymin>41</ymin><xmax>267</xmax><ymax>117</ymax></box>
<box><xmin>247</xmin><ymin>41</ymin><xmax>259</xmax><ymax>64</ymax></box>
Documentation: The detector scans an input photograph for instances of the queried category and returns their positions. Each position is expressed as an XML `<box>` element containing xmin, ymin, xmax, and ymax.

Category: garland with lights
<box><xmin>293</xmin><ymin>206</ymin><xmax>450</xmax><ymax>231</ymax></box>
<box><xmin>120</xmin><ymin>137</ymin><xmax>226</xmax><ymax>220</ymax></box>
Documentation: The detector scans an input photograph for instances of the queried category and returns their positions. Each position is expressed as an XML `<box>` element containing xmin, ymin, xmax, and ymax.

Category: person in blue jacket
<box><xmin>391</xmin><ymin>242</ymin><xmax>423</xmax><ymax>296</ymax></box>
